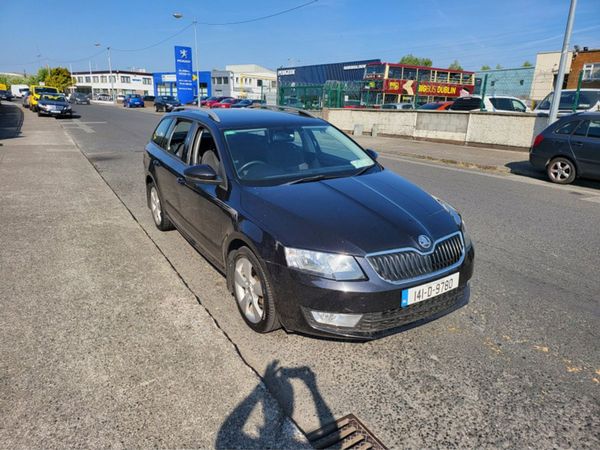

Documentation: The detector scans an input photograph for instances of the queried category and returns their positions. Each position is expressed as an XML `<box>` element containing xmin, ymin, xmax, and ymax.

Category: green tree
<box><xmin>495</xmin><ymin>64</ymin><xmax>502</xmax><ymax>69</ymax></box>
<box><xmin>44</xmin><ymin>67</ymin><xmax>74</xmax><ymax>92</ymax></box>
<box><xmin>522</xmin><ymin>60</ymin><xmax>533</xmax><ymax>67</ymax></box>
<box><xmin>33</xmin><ymin>67</ymin><xmax>50</xmax><ymax>84</ymax></box>
<box><xmin>481</xmin><ymin>64</ymin><xmax>491</xmax><ymax>71</ymax></box>
<box><xmin>399</xmin><ymin>54</ymin><xmax>432</xmax><ymax>67</ymax></box>
<box><xmin>448</xmin><ymin>60</ymin><xmax>463</xmax><ymax>71</ymax></box>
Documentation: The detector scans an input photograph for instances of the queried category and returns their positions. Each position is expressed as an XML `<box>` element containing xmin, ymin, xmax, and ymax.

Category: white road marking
<box><xmin>59</xmin><ymin>119</ymin><xmax>105</xmax><ymax>133</ymax></box>
<box><xmin>380</xmin><ymin>154</ymin><xmax>600</xmax><ymax>200</ymax></box>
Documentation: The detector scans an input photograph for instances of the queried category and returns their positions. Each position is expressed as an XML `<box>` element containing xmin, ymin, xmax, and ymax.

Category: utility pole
<box><xmin>89</xmin><ymin>60</ymin><xmax>94</xmax><ymax>98</ymax></box>
<box><xmin>549</xmin><ymin>0</ymin><xmax>577</xmax><ymax>124</ymax></box>
<box><xmin>107</xmin><ymin>46</ymin><xmax>114</xmax><ymax>101</ymax></box>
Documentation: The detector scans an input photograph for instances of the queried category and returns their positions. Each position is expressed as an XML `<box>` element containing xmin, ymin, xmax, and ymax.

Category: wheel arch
<box><xmin>547</xmin><ymin>153</ymin><xmax>580</xmax><ymax>176</ymax></box>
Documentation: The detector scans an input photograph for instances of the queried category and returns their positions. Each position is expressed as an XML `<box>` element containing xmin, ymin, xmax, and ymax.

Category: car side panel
<box><xmin>569</xmin><ymin>134</ymin><xmax>600</xmax><ymax>178</ymax></box>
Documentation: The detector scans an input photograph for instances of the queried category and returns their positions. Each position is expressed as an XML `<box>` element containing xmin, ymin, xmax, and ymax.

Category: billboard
<box><xmin>174</xmin><ymin>45</ymin><xmax>194</xmax><ymax>104</ymax></box>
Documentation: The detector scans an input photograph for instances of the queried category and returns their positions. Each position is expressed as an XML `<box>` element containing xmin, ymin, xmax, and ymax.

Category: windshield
<box><xmin>224</xmin><ymin>125</ymin><xmax>376</xmax><ymax>186</ymax></box>
<box><xmin>36</xmin><ymin>87</ymin><xmax>59</xmax><ymax>94</ymax></box>
<box><xmin>537</xmin><ymin>91</ymin><xmax>600</xmax><ymax>110</ymax></box>
<box><xmin>41</xmin><ymin>94</ymin><xmax>65</xmax><ymax>101</ymax></box>
<box><xmin>162</xmin><ymin>96</ymin><xmax>176</xmax><ymax>101</ymax></box>
<box><xmin>365</xmin><ymin>65</ymin><xmax>385</xmax><ymax>75</ymax></box>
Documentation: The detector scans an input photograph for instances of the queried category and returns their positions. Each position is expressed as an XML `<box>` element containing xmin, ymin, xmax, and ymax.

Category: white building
<box><xmin>530</xmin><ymin>51</ymin><xmax>573</xmax><ymax>101</ymax></box>
<box><xmin>72</xmin><ymin>70</ymin><xmax>154</xmax><ymax>97</ymax></box>
<box><xmin>211</xmin><ymin>64</ymin><xmax>276</xmax><ymax>101</ymax></box>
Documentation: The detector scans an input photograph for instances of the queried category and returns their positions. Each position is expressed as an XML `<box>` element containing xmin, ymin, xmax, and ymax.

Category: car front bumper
<box><xmin>266</xmin><ymin>245</ymin><xmax>475</xmax><ymax>340</ymax></box>
<box><xmin>38</xmin><ymin>108</ymin><xmax>72</xmax><ymax>116</ymax></box>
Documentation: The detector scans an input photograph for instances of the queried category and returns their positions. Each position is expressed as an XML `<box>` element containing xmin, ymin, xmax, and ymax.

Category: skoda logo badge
<box><xmin>418</xmin><ymin>235</ymin><xmax>432</xmax><ymax>249</ymax></box>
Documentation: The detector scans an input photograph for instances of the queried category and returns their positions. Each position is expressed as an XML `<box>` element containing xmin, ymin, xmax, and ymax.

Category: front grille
<box><xmin>356</xmin><ymin>286</ymin><xmax>465</xmax><ymax>333</ymax></box>
<box><xmin>367</xmin><ymin>233</ymin><xmax>464</xmax><ymax>283</ymax></box>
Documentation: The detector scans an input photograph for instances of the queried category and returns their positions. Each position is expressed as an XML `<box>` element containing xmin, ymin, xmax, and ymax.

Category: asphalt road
<box><xmin>55</xmin><ymin>104</ymin><xmax>599</xmax><ymax>447</ymax></box>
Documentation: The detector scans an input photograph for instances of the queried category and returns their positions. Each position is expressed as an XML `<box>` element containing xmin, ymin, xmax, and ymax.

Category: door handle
<box><xmin>177</xmin><ymin>177</ymin><xmax>186</xmax><ymax>185</ymax></box>
<box><xmin>572</xmin><ymin>141</ymin><xmax>583</xmax><ymax>147</ymax></box>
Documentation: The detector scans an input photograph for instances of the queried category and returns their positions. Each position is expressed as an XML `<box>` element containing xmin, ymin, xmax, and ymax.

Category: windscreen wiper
<box><xmin>285</xmin><ymin>173</ymin><xmax>343</xmax><ymax>185</ymax></box>
<box><xmin>353</xmin><ymin>164</ymin><xmax>375</xmax><ymax>177</ymax></box>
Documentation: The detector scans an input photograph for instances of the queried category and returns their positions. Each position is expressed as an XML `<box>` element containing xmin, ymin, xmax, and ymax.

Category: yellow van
<box><xmin>28</xmin><ymin>86</ymin><xmax>60</xmax><ymax>112</ymax></box>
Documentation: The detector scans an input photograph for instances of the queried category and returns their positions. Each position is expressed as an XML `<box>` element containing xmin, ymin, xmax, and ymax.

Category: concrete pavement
<box><xmin>52</xmin><ymin>104</ymin><xmax>599</xmax><ymax>448</ymax></box>
<box><xmin>0</xmin><ymin>103</ymin><xmax>308</xmax><ymax>448</ymax></box>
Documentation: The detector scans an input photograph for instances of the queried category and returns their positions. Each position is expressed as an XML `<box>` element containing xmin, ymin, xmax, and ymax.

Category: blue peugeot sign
<box><xmin>174</xmin><ymin>45</ymin><xmax>194</xmax><ymax>104</ymax></box>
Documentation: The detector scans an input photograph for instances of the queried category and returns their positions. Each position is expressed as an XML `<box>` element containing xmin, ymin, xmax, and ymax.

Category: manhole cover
<box><xmin>306</xmin><ymin>414</ymin><xmax>387</xmax><ymax>450</ymax></box>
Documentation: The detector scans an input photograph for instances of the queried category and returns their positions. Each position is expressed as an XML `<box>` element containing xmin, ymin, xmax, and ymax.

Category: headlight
<box><xmin>435</xmin><ymin>196</ymin><xmax>472</xmax><ymax>248</ymax></box>
<box><xmin>284</xmin><ymin>247</ymin><xmax>365</xmax><ymax>280</ymax></box>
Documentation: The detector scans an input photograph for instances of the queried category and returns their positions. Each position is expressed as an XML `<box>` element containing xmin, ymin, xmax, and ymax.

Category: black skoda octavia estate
<box><xmin>144</xmin><ymin>108</ymin><xmax>474</xmax><ymax>339</ymax></box>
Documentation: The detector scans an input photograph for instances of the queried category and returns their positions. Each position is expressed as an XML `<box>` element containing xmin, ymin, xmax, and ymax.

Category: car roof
<box><xmin>562</xmin><ymin>111</ymin><xmax>600</xmax><ymax>118</ymax></box>
<box><xmin>169</xmin><ymin>108</ymin><xmax>325</xmax><ymax>129</ymax></box>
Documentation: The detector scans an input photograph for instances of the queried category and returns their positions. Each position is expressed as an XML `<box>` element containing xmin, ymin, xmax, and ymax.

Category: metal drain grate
<box><xmin>306</xmin><ymin>414</ymin><xmax>387</xmax><ymax>450</ymax></box>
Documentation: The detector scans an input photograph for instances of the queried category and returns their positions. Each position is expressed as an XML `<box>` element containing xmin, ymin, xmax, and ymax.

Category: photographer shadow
<box><xmin>215</xmin><ymin>360</ymin><xmax>336</xmax><ymax>449</ymax></box>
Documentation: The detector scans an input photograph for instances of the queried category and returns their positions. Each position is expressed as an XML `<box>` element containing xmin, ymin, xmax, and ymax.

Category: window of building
<box><xmin>490</xmin><ymin>81</ymin><xmax>495</xmax><ymax>87</ymax></box>
<box><xmin>257</xmin><ymin>79</ymin><xmax>263</xmax><ymax>87</ymax></box>
<box><xmin>121</xmin><ymin>76</ymin><xmax>131</xmax><ymax>83</ymax></box>
<box><xmin>235</xmin><ymin>77</ymin><xmax>239</xmax><ymax>83</ymax></box>
<box><xmin>271</xmin><ymin>80</ymin><xmax>277</xmax><ymax>88</ymax></box>
<box><xmin>77</xmin><ymin>76</ymin><xmax>84</xmax><ymax>83</ymax></box>
<box><xmin>93</xmin><ymin>76</ymin><xmax>99</xmax><ymax>83</ymax></box>
<box><xmin>223</xmin><ymin>77</ymin><xmax>228</xmax><ymax>84</ymax></box>
<box><xmin>85</xmin><ymin>76</ymin><xmax>91</xmax><ymax>83</ymax></box>
<box><xmin>109</xmin><ymin>76</ymin><xmax>116</xmax><ymax>83</ymax></box>
<box><xmin>100</xmin><ymin>75</ymin><xmax>107</xmax><ymax>83</ymax></box>
<box><xmin>143</xmin><ymin>78</ymin><xmax>151</xmax><ymax>85</ymax></box>
<box><xmin>582</xmin><ymin>63</ymin><xmax>600</xmax><ymax>81</ymax></box>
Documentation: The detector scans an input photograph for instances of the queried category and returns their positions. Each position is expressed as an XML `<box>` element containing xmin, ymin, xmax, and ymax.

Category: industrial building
<box><xmin>474</xmin><ymin>67</ymin><xmax>534</xmax><ymax>99</ymax></box>
<box><xmin>72</xmin><ymin>70</ymin><xmax>154</xmax><ymax>97</ymax></box>
<box><xmin>211</xmin><ymin>64</ymin><xmax>277</xmax><ymax>101</ymax></box>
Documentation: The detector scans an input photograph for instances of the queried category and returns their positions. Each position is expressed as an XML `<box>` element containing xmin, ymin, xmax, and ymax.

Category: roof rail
<box><xmin>257</xmin><ymin>105</ymin><xmax>319</xmax><ymax>119</ymax></box>
<box><xmin>171</xmin><ymin>106</ymin><xmax>221</xmax><ymax>123</ymax></box>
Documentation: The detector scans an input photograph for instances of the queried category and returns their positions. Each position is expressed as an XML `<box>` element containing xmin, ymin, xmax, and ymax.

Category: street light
<box><xmin>95</xmin><ymin>43</ymin><xmax>114</xmax><ymax>101</ymax></box>
<box><xmin>173</xmin><ymin>12</ymin><xmax>201</xmax><ymax>108</ymax></box>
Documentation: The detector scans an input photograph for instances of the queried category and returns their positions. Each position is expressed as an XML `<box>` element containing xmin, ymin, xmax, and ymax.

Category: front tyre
<box><xmin>228</xmin><ymin>246</ymin><xmax>280</xmax><ymax>333</ymax></box>
<box><xmin>148</xmin><ymin>183</ymin><xmax>174</xmax><ymax>231</ymax></box>
<box><xmin>547</xmin><ymin>157</ymin><xmax>576</xmax><ymax>184</ymax></box>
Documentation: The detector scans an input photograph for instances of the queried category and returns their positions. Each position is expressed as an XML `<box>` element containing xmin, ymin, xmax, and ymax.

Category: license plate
<box><xmin>401</xmin><ymin>272</ymin><xmax>460</xmax><ymax>307</ymax></box>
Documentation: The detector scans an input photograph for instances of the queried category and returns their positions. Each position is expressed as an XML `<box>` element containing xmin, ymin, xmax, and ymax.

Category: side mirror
<box><xmin>366</xmin><ymin>149</ymin><xmax>379</xmax><ymax>160</ymax></box>
<box><xmin>183</xmin><ymin>164</ymin><xmax>220</xmax><ymax>184</ymax></box>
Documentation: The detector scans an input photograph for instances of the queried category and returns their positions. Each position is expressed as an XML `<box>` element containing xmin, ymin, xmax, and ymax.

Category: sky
<box><xmin>1</xmin><ymin>0</ymin><xmax>599</xmax><ymax>75</ymax></box>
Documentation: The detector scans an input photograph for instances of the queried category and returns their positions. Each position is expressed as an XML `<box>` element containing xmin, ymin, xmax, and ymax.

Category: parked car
<box><xmin>36</xmin><ymin>93</ymin><xmax>73</xmax><ymax>117</ymax></box>
<box><xmin>144</xmin><ymin>108</ymin><xmax>474</xmax><ymax>339</ymax></box>
<box><xmin>28</xmin><ymin>85</ymin><xmax>60</xmax><ymax>112</ymax></box>
<box><xmin>529</xmin><ymin>112</ymin><xmax>600</xmax><ymax>184</ymax></box>
<box><xmin>96</xmin><ymin>93</ymin><xmax>112</xmax><ymax>101</ymax></box>
<box><xmin>203</xmin><ymin>96</ymin><xmax>232</xmax><ymax>108</ymax></box>
<box><xmin>418</xmin><ymin>101</ymin><xmax>454</xmax><ymax>110</ymax></box>
<box><xmin>534</xmin><ymin>89</ymin><xmax>600</xmax><ymax>115</ymax></box>
<box><xmin>123</xmin><ymin>94</ymin><xmax>144</xmax><ymax>108</ymax></box>
<box><xmin>71</xmin><ymin>92</ymin><xmax>90</xmax><ymax>105</ymax></box>
<box><xmin>0</xmin><ymin>90</ymin><xmax>14</xmax><ymax>101</ymax></box>
<box><xmin>211</xmin><ymin>98</ymin><xmax>240</xmax><ymax>108</ymax></box>
<box><xmin>381</xmin><ymin>103</ymin><xmax>415</xmax><ymax>110</ymax></box>
<box><xmin>449</xmin><ymin>95</ymin><xmax>528</xmax><ymax>112</ymax></box>
<box><xmin>154</xmin><ymin>95</ymin><xmax>181</xmax><ymax>112</ymax></box>
<box><xmin>230</xmin><ymin>99</ymin><xmax>265</xmax><ymax>108</ymax></box>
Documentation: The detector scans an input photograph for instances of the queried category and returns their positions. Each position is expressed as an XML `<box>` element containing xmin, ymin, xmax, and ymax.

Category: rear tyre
<box><xmin>148</xmin><ymin>182</ymin><xmax>174</xmax><ymax>231</ymax></box>
<box><xmin>547</xmin><ymin>157</ymin><xmax>576</xmax><ymax>184</ymax></box>
<box><xmin>228</xmin><ymin>246</ymin><xmax>280</xmax><ymax>333</ymax></box>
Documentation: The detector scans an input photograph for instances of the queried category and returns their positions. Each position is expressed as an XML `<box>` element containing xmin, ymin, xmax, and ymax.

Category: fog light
<box><xmin>310</xmin><ymin>310</ymin><xmax>362</xmax><ymax>328</ymax></box>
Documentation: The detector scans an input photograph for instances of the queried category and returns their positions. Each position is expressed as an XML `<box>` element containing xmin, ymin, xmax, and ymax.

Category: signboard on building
<box><xmin>174</xmin><ymin>45</ymin><xmax>194</xmax><ymax>104</ymax></box>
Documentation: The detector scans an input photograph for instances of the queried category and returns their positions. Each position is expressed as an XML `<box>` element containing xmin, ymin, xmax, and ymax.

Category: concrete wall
<box><xmin>325</xmin><ymin>108</ymin><xmax>545</xmax><ymax>149</ymax></box>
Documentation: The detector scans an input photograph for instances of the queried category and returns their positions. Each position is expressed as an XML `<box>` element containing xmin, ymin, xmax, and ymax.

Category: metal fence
<box><xmin>278</xmin><ymin>81</ymin><xmax>363</xmax><ymax>110</ymax></box>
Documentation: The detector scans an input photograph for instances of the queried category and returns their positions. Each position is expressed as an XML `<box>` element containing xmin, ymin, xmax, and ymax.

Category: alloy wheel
<box><xmin>150</xmin><ymin>186</ymin><xmax>162</xmax><ymax>226</ymax></box>
<box><xmin>234</xmin><ymin>257</ymin><xmax>264</xmax><ymax>324</ymax></box>
<box><xmin>549</xmin><ymin>160</ymin><xmax>572</xmax><ymax>182</ymax></box>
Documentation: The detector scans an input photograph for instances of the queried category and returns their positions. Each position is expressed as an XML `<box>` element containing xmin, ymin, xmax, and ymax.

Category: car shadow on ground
<box><xmin>215</xmin><ymin>360</ymin><xmax>336</xmax><ymax>449</ymax></box>
<box><xmin>0</xmin><ymin>103</ymin><xmax>24</xmax><ymax>140</ymax></box>
<box><xmin>505</xmin><ymin>161</ymin><xmax>600</xmax><ymax>190</ymax></box>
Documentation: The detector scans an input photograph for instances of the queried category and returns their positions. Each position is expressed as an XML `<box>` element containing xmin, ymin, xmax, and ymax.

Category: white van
<box><xmin>534</xmin><ymin>89</ymin><xmax>600</xmax><ymax>115</ymax></box>
<box><xmin>11</xmin><ymin>84</ymin><xmax>30</xmax><ymax>98</ymax></box>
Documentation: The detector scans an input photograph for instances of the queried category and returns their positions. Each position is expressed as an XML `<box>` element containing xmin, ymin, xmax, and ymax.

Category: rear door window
<box><xmin>573</xmin><ymin>120</ymin><xmax>590</xmax><ymax>137</ymax></box>
<box><xmin>167</xmin><ymin>119</ymin><xmax>193</xmax><ymax>161</ymax></box>
<box><xmin>152</xmin><ymin>117</ymin><xmax>174</xmax><ymax>149</ymax></box>
<box><xmin>511</xmin><ymin>99</ymin><xmax>527</xmax><ymax>112</ymax></box>
<box><xmin>450</xmin><ymin>98</ymin><xmax>481</xmax><ymax>111</ymax></box>
<box><xmin>555</xmin><ymin>120</ymin><xmax>580</xmax><ymax>135</ymax></box>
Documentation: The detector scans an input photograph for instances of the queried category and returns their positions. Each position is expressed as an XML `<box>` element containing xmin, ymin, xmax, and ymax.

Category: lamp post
<box><xmin>173</xmin><ymin>13</ymin><xmax>201</xmax><ymax>108</ymax></box>
<box><xmin>95</xmin><ymin>43</ymin><xmax>114</xmax><ymax>101</ymax></box>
